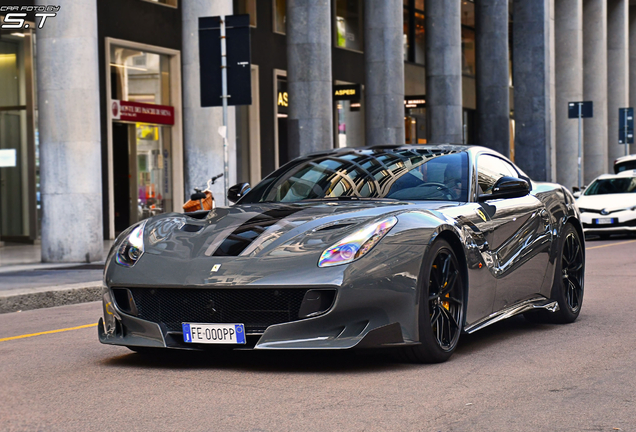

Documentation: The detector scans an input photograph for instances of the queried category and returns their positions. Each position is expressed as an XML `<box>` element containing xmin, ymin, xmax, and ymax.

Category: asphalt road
<box><xmin>1</xmin><ymin>237</ymin><xmax>636</xmax><ymax>432</ymax></box>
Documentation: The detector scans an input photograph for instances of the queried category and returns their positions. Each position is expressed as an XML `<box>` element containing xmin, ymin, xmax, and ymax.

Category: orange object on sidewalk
<box><xmin>183</xmin><ymin>191</ymin><xmax>213</xmax><ymax>212</ymax></box>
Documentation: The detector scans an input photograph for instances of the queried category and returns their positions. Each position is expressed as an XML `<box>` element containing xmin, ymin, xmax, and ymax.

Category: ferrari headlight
<box><xmin>318</xmin><ymin>216</ymin><xmax>398</xmax><ymax>267</ymax></box>
<box><xmin>115</xmin><ymin>221</ymin><xmax>146</xmax><ymax>267</ymax></box>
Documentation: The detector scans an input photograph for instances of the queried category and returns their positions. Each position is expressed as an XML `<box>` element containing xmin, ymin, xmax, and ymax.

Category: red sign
<box><xmin>111</xmin><ymin>99</ymin><xmax>174</xmax><ymax>126</ymax></box>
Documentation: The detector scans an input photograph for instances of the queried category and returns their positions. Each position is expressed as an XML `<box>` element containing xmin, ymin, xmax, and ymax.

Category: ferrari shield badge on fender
<box><xmin>211</xmin><ymin>264</ymin><xmax>221</xmax><ymax>272</ymax></box>
<box><xmin>477</xmin><ymin>209</ymin><xmax>488</xmax><ymax>222</ymax></box>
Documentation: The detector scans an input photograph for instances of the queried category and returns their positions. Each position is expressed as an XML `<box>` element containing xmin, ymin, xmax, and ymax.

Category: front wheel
<box><xmin>400</xmin><ymin>239</ymin><xmax>465</xmax><ymax>363</ymax></box>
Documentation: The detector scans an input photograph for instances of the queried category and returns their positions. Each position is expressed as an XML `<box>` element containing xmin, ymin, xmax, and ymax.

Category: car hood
<box><xmin>576</xmin><ymin>194</ymin><xmax>636</xmax><ymax>211</ymax></box>
<box><xmin>141</xmin><ymin>200</ymin><xmax>457</xmax><ymax>260</ymax></box>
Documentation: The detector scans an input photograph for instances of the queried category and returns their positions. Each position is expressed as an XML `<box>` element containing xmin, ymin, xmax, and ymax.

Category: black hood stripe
<box><xmin>211</xmin><ymin>207</ymin><xmax>306</xmax><ymax>257</ymax></box>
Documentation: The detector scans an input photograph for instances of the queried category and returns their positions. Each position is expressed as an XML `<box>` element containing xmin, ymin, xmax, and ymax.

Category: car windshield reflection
<box><xmin>240</xmin><ymin>149</ymin><xmax>470</xmax><ymax>203</ymax></box>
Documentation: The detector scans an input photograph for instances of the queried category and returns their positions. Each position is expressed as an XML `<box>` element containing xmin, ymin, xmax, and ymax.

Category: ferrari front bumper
<box><xmin>98</xmin><ymin>283</ymin><xmax>420</xmax><ymax>351</ymax></box>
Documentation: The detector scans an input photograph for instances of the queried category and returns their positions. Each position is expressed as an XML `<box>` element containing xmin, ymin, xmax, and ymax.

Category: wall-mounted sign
<box><xmin>111</xmin><ymin>100</ymin><xmax>175</xmax><ymax>125</ymax></box>
<box><xmin>0</xmin><ymin>149</ymin><xmax>17</xmax><ymax>168</ymax></box>
<box><xmin>277</xmin><ymin>78</ymin><xmax>288</xmax><ymax>115</ymax></box>
<box><xmin>334</xmin><ymin>84</ymin><xmax>361</xmax><ymax>101</ymax></box>
<box><xmin>405</xmin><ymin>96</ymin><xmax>426</xmax><ymax>109</ymax></box>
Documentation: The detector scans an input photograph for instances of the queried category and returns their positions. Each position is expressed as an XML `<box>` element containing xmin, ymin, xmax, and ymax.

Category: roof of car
<box><xmin>595</xmin><ymin>170</ymin><xmax>636</xmax><ymax>180</ymax></box>
<box><xmin>614</xmin><ymin>154</ymin><xmax>636</xmax><ymax>164</ymax></box>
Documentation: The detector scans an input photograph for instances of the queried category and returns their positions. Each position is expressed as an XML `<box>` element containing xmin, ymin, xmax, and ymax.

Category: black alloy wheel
<box><xmin>561</xmin><ymin>229</ymin><xmax>584</xmax><ymax>314</ymax></box>
<box><xmin>525</xmin><ymin>223</ymin><xmax>584</xmax><ymax>324</ymax></box>
<box><xmin>401</xmin><ymin>239</ymin><xmax>465</xmax><ymax>363</ymax></box>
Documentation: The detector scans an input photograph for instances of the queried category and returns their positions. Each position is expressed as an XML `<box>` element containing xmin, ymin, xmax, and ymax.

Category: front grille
<box><xmin>126</xmin><ymin>288</ymin><xmax>309</xmax><ymax>333</ymax></box>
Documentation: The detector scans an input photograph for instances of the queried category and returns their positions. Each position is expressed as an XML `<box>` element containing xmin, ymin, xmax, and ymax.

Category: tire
<box><xmin>525</xmin><ymin>223</ymin><xmax>584</xmax><ymax>324</ymax></box>
<box><xmin>400</xmin><ymin>239</ymin><xmax>465</xmax><ymax>363</ymax></box>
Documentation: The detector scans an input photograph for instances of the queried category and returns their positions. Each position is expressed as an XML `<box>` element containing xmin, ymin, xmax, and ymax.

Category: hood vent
<box><xmin>181</xmin><ymin>224</ymin><xmax>204</xmax><ymax>233</ymax></box>
<box><xmin>314</xmin><ymin>223</ymin><xmax>354</xmax><ymax>232</ymax></box>
<box><xmin>212</xmin><ymin>207</ymin><xmax>303</xmax><ymax>256</ymax></box>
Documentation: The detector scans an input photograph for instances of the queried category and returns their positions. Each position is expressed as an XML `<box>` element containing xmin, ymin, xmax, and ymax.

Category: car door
<box><xmin>474</xmin><ymin>153</ymin><xmax>551</xmax><ymax>312</ymax></box>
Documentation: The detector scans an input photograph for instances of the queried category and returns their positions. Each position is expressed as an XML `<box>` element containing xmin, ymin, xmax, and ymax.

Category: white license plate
<box><xmin>182</xmin><ymin>323</ymin><xmax>246</xmax><ymax>344</ymax></box>
<box><xmin>595</xmin><ymin>218</ymin><xmax>614</xmax><ymax>225</ymax></box>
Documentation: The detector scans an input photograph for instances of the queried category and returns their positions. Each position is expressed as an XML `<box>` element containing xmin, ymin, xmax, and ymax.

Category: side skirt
<box><xmin>463</xmin><ymin>297</ymin><xmax>559</xmax><ymax>334</ymax></box>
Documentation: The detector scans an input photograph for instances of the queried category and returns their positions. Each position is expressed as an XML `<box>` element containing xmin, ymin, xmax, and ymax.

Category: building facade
<box><xmin>0</xmin><ymin>0</ymin><xmax>635</xmax><ymax>260</ymax></box>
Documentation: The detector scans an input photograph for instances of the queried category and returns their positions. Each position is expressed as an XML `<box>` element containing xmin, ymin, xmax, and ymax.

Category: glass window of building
<box><xmin>403</xmin><ymin>0</ymin><xmax>425</xmax><ymax>65</ymax></box>
<box><xmin>335</xmin><ymin>83</ymin><xmax>365</xmax><ymax>149</ymax></box>
<box><xmin>461</xmin><ymin>28</ymin><xmax>475</xmax><ymax>76</ymax></box>
<box><xmin>274</xmin><ymin>0</ymin><xmax>286</xmax><ymax>34</ymax></box>
<box><xmin>0</xmin><ymin>28</ymin><xmax>38</xmax><ymax>242</ymax></box>
<box><xmin>461</xmin><ymin>0</ymin><xmax>475</xmax><ymax>77</ymax></box>
<box><xmin>335</xmin><ymin>0</ymin><xmax>364</xmax><ymax>52</ymax></box>
<box><xmin>110</xmin><ymin>45</ymin><xmax>173</xmax><ymax>232</ymax></box>
<box><xmin>461</xmin><ymin>0</ymin><xmax>475</xmax><ymax>27</ymax></box>
<box><xmin>236</xmin><ymin>0</ymin><xmax>257</xmax><ymax>27</ymax></box>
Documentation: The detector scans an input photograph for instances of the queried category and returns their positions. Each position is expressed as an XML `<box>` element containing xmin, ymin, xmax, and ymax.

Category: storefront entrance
<box><xmin>112</xmin><ymin>122</ymin><xmax>173</xmax><ymax>234</ymax></box>
<box><xmin>106</xmin><ymin>38</ymin><xmax>183</xmax><ymax>239</ymax></box>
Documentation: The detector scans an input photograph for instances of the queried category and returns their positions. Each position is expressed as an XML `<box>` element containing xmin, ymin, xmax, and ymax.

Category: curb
<box><xmin>0</xmin><ymin>282</ymin><xmax>102</xmax><ymax>314</ymax></box>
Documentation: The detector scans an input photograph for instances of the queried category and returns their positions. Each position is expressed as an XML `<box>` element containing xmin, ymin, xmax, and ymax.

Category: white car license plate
<box><xmin>594</xmin><ymin>218</ymin><xmax>615</xmax><ymax>225</ymax></box>
<box><xmin>182</xmin><ymin>323</ymin><xmax>246</xmax><ymax>344</ymax></box>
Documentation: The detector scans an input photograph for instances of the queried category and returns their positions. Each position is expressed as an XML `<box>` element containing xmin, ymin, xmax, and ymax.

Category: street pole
<box><xmin>220</xmin><ymin>16</ymin><xmax>229</xmax><ymax>207</ymax></box>
<box><xmin>578</xmin><ymin>103</ymin><xmax>582</xmax><ymax>189</ymax></box>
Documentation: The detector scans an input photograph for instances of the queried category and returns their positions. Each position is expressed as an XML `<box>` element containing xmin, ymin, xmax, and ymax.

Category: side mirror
<box><xmin>573</xmin><ymin>191</ymin><xmax>582</xmax><ymax>198</ymax></box>
<box><xmin>228</xmin><ymin>182</ymin><xmax>251</xmax><ymax>203</ymax></box>
<box><xmin>479</xmin><ymin>176</ymin><xmax>530</xmax><ymax>201</ymax></box>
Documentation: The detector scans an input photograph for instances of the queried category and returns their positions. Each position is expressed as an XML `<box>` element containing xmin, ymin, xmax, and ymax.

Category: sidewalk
<box><xmin>0</xmin><ymin>241</ymin><xmax>113</xmax><ymax>314</ymax></box>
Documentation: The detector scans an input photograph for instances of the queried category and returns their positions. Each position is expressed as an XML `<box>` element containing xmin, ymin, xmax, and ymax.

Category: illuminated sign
<box><xmin>405</xmin><ymin>96</ymin><xmax>426</xmax><ymax>109</ymax></box>
<box><xmin>333</xmin><ymin>84</ymin><xmax>361</xmax><ymax>101</ymax></box>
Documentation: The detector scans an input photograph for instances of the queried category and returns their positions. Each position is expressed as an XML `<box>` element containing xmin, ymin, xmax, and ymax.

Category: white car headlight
<box><xmin>116</xmin><ymin>221</ymin><xmax>147</xmax><ymax>267</ymax></box>
<box><xmin>318</xmin><ymin>216</ymin><xmax>398</xmax><ymax>268</ymax></box>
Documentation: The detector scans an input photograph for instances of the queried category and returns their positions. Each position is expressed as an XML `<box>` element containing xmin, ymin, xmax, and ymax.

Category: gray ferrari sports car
<box><xmin>98</xmin><ymin>145</ymin><xmax>585</xmax><ymax>363</ymax></box>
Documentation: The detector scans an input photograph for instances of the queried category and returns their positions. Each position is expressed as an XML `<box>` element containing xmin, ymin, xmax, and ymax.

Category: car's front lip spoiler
<box><xmin>98</xmin><ymin>311</ymin><xmax>418</xmax><ymax>351</ymax></box>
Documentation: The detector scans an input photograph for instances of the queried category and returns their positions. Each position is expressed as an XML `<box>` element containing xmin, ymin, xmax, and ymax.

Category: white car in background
<box><xmin>614</xmin><ymin>154</ymin><xmax>636</xmax><ymax>173</ymax></box>
<box><xmin>577</xmin><ymin>170</ymin><xmax>636</xmax><ymax>238</ymax></box>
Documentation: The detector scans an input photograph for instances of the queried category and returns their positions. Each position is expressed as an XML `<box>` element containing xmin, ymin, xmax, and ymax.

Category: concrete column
<box><xmin>182</xmin><ymin>1</ymin><xmax>237</xmax><ymax>201</ymax></box>
<box><xmin>364</xmin><ymin>0</ymin><xmax>405</xmax><ymax>146</ymax></box>
<box><xmin>513</xmin><ymin>0</ymin><xmax>556</xmax><ymax>181</ymax></box>
<box><xmin>630</xmin><ymin>5</ymin><xmax>636</xmax><ymax>154</ymax></box>
<box><xmin>425</xmin><ymin>0</ymin><xmax>463</xmax><ymax>143</ymax></box>
<box><xmin>36</xmin><ymin>0</ymin><xmax>102</xmax><ymax>262</ymax></box>
<box><xmin>555</xmin><ymin>0</ymin><xmax>583</xmax><ymax>189</ymax></box>
<box><xmin>607</xmin><ymin>0</ymin><xmax>629</xmax><ymax>166</ymax></box>
<box><xmin>475</xmin><ymin>0</ymin><xmax>510</xmax><ymax>156</ymax></box>
<box><xmin>583</xmin><ymin>0</ymin><xmax>608</xmax><ymax>183</ymax></box>
<box><xmin>287</xmin><ymin>0</ymin><xmax>333</xmax><ymax>158</ymax></box>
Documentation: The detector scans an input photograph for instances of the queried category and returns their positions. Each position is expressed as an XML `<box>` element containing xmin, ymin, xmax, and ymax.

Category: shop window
<box><xmin>0</xmin><ymin>30</ymin><xmax>38</xmax><ymax>241</ymax></box>
<box><xmin>236</xmin><ymin>0</ymin><xmax>257</xmax><ymax>27</ymax></box>
<box><xmin>461</xmin><ymin>28</ymin><xmax>475</xmax><ymax>77</ymax></box>
<box><xmin>335</xmin><ymin>0</ymin><xmax>364</xmax><ymax>52</ymax></box>
<box><xmin>274</xmin><ymin>0</ymin><xmax>286</xmax><ymax>34</ymax></box>
<box><xmin>110</xmin><ymin>46</ymin><xmax>171</xmax><ymax>105</ymax></box>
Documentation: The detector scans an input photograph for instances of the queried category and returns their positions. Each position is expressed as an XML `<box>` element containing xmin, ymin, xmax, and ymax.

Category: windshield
<box><xmin>239</xmin><ymin>149</ymin><xmax>470</xmax><ymax>204</ymax></box>
<box><xmin>615</xmin><ymin>160</ymin><xmax>636</xmax><ymax>173</ymax></box>
<box><xmin>584</xmin><ymin>177</ymin><xmax>636</xmax><ymax>195</ymax></box>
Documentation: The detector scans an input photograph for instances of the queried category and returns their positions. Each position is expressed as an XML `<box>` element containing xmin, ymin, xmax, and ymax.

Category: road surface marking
<box><xmin>586</xmin><ymin>239</ymin><xmax>636</xmax><ymax>251</ymax></box>
<box><xmin>0</xmin><ymin>323</ymin><xmax>97</xmax><ymax>343</ymax></box>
